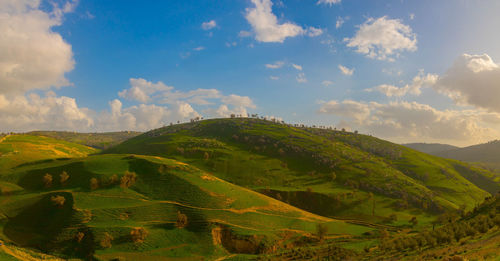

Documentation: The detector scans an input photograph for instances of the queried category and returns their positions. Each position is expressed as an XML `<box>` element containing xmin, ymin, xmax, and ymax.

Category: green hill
<box><xmin>106</xmin><ymin>118</ymin><xmax>500</xmax><ymax>226</ymax></box>
<box><xmin>0</xmin><ymin>154</ymin><xmax>370</xmax><ymax>260</ymax></box>
<box><xmin>403</xmin><ymin>143</ymin><xmax>459</xmax><ymax>155</ymax></box>
<box><xmin>0</xmin><ymin>134</ymin><xmax>98</xmax><ymax>173</ymax></box>
<box><xmin>27</xmin><ymin>131</ymin><xmax>142</xmax><ymax>149</ymax></box>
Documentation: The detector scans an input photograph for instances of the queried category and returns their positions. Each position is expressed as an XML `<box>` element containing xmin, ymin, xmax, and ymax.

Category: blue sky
<box><xmin>2</xmin><ymin>0</ymin><xmax>500</xmax><ymax>146</ymax></box>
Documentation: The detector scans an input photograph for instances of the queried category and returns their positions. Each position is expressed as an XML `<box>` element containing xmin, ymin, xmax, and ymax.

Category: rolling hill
<box><xmin>0</xmin><ymin>154</ymin><xmax>370</xmax><ymax>260</ymax></box>
<box><xmin>27</xmin><ymin>131</ymin><xmax>141</xmax><ymax>150</ymax></box>
<box><xmin>403</xmin><ymin>143</ymin><xmax>459</xmax><ymax>155</ymax></box>
<box><xmin>106</xmin><ymin>118</ymin><xmax>500</xmax><ymax>225</ymax></box>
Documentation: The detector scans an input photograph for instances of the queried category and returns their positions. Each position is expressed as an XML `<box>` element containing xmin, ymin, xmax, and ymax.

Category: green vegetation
<box><xmin>0</xmin><ymin>118</ymin><xmax>498</xmax><ymax>260</ymax></box>
<box><xmin>27</xmin><ymin>130</ymin><xmax>141</xmax><ymax>149</ymax></box>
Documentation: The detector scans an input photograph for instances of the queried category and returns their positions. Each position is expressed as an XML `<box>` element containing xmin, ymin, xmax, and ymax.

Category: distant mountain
<box><xmin>403</xmin><ymin>143</ymin><xmax>459</xmax><ymax>154</ymax></box>
<box><xmin>405</xmin><ymin>140</ymin><xmax>500</xmax><ymax>172</ymax></box>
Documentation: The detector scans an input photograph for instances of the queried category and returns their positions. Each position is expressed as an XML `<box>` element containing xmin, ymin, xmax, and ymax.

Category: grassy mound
<box><xmin>0</xmin><ymin>154</ymin><xmax>370</xmax><ymax>260</ymax></box>
<box><xmin>106</xmin><ymin>118</ymin><xmax>500</xmax><ymax>226</ymax></box>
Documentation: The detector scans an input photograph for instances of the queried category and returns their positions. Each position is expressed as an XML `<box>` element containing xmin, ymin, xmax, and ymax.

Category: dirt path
<box><xmin>0</xmin><ymin>135</ymin><xmax>9</xmax><ymax>144</ymax></box>
<box><xmin>0</xmin><ymin>241</ymin><xmax>64</xmax><ymax>261</ymax></box>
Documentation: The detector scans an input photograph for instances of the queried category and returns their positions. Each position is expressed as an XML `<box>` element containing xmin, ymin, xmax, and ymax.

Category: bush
<box><xmin>43</xmin><ymin>173</ymin><xmax>53</xmax><ymax>188</ymax></box>
<box><xmin>60</xmin><ymin>171</ymin><xmax>69</xmax><ymax>186</ymax></box>
<box><xmin>316</xmin><ymin>223</ymin><xmax>328</xmax><ymax>242</ymax></box>
<box><xmin>120</xmin><ymin>171</ymin><xmax>137</xmax><ymax>188</ymax></box>
<box><xmin>130</xmin><ymin>227</ymin><xmax>148</xmax><ymax>243</ymax></box>
<box><xmin>90</xmin><ymin>178</ymin><xmax>99</xmax><ymax>190</ymax></box>
<box><xmin>100</xmin><ymin>232</ymin><xmax>113</xmax><ymax>249</ymax></box>
<box><xmin>176</xmin><ymin>211</ymin><xmax>188</xmax><ymax>228</ymax></box>
<box><xmin>51</xmin><ymin>195</ymin><xmax>65</xmax><ymax>207</ymax></box>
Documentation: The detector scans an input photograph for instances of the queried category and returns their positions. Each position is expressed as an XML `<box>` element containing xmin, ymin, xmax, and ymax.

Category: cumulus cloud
<box><xmin>0</xmin><ymin>0</ymin><xmax>75</xmax><ymax>95</ymax></box>
<box><xmin>265</xmin><ymin>61</ymin><xmax>285</xmax><ymax>69</ymax></box>
<box><xmin>345</xmin><ymin>16</ymin><xmax>417</xmax><ymax>61</ymax></box>
<box><xmin>338</xmin><ymin>65</ymin><xmax>354</xmax><ymax>76</ymax></box>
<box><xmin>0</xmin><ymin>93</ymin><xmax>93</xmax><ymax>132</ymax></box>
<box><xmin>296</xmin><ymin>72</ymin><xmax>307</xmax><ymax>83</ymax></box>
<box><xmin>319</xmin><ymin>100</ymin><xmax>500</xmax><ymax>145</ymax></box>
<box><xmin>292</xmin><ymin>64</ymin><xmax>303</xmax><ymax>71</ymax></box>
<box><xmin>366</xmin><ymin>71</ymin><xmax>438</xmax><ymax>97</ymax></box>
<box><xmin>322</xmin><ymin>80</ymin><xmax>334</xmax><ymax>87</ymax></box>
<box><xmin>336</xmin><ymin>17</ymin><xmax>345</xmax><ymax>29</ymax></box>
<box><xmin>434</xmin><ymin>53</ymin><xmax>500</xmax><ymax>113</ymax></box>
<box><xmin>317</xmin><ymin>0</ymin><xmax>341</xmax><ymax>5</ymax></box>
<box><xmin>201</xmin><ymin>20</ymin><xmax>217</xmax><ymax>30</ymax></box>
<box><xmin>244</xmin><ymin>0</ymin><xmax>320</xmax><ymax>43</ymax></box>
<box><xmin>118</xmin><ymin>78</ymin><xmax>173</xmax><ymax>103</ymax></box>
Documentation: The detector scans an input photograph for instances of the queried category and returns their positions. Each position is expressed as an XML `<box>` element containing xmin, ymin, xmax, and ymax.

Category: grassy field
<box><xmin>0</xmin><ymin>154</ymin><xmax>371</xmax><ymax>260</ymax></box>
<box><xmin>0</xmin><ymin>118</ymin><xmax>498</xmax><ymax>260</ymax></box>
<box><xmin>107</xmin><ymin>118</ymin><xmax>500</xmax><ymax>226</ymax></box>
<box><xmin>27</xmin><ymin>131</ymin><xmax>141</xmax><ymax>149</ymax></box>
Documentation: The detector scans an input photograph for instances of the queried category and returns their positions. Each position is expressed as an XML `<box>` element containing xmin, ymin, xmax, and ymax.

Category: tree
<box><xmin>120</xmin><ymin>171</ymin><xmax>137</xmax><ymax>188</ymax></box>
<box><xmin>60</xmin><ymin>171</ymin><xmax>69</xmax><ymax>186</ymax></box>
<box><xmin>43</xmin><ymin>173</ymin><xmax>53</xmax><ymax>188</ymax></box>
<box><xmin>51</xmin><ymin>195</ymin><xmax>65</xmax><ymax>207</ymax></box>
<box><xmin>203</xmin><ymin>151</ymin><xmax>209</xmax><ymax>160</ymax></box>
<box><xmin>330</xmin><ymin>172</ymin><xmax>336</xmax><ymax>181</ymax></box>
<box><xmin>316</xmin><ymin>223</ymin><xmax>328</xmax><ymax>242</ymax></box>
<box><xmin>90</xmin><ymin>178</ymin><xmax>99</xmax><ymax>190</ymax></box>
<box><xmin>108</xmin><ymin>174</ymin><xmax>119</xmax><ymax>185</ymax></box>
<box><xmin>130</xmin><ymin>227</ymin><xmax>148</xmax><ymax>243</ymax></box>
<box><xmin>100</xmin><ymin>232</ymin><xmax>113</xmax><ymax>248</ymax></box>
<box><xmin>410</xmin><ymin>216</ymin><xmax>418</xmax><ymax>226</ymax></box>
<box><xmin>75</xmin><ymin>232</ymin><xmax>85</xmax><ymax>243</ymax></box>
<box><xmin>176</xmin><ymin>211</ymin><xmax>188</xmax><ymax>228</ymax></box>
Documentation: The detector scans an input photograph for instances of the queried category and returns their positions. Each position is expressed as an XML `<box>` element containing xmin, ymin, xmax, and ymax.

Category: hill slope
<box><xmin>0</xmin><ymin>134</ymin><xmax>98</xmax><ymax>173</ymax></box>
<box><xmin>0</xmin><ymin>154</ymin><xmax>369</xmax><ymax>260</ymax></box>
<box><xmin>106</xmin><ymin>118</ymin><xmax>500</xmax><ymax>225</ymax></box>
<box><xmin>403</xmin><ymin>143</ymin><xmax>459</xmax><ymax>155</ymax></box>
<box><xmin>27</xmin><ymin>131</ymin><xmax>141</xmax><ymax>149</ymax></box>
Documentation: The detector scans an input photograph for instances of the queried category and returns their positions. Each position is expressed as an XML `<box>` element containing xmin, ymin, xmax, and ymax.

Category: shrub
<box><xmin>130</xmin><ymin>227</ymin><xmax>148</xmax><ymax>243</ymax></box>
<box><xmin>176</xmin><ymin>211</ymin><xmax>188</xmax><ymax>228</ymax></box>
<box><xmin>51</xmin><ymin>195</ymin><xmax>65</xmax><ymax>207</ymax></box>
<box><xmin>90</xmin><ymin>178</ymin><xmax>99</xmax><ymax>190</ymax></box>
<box><xmin>120</xmin><ymin>171</ymin><xmax>137</xmax><ymax>188</ymax></box>
<box><xmin>316</xmin><ymin>223</ymin><xmax>328</xmax><ymax>242</ymax></box>
<box><xmin>60</xmin><ymin>171</ymin><xmax>69</xmax><ymax>186</ymax></box>
<box><xmin>75</xmin><ymin>232</ymin><xmax>85</xmax><ymax>243</ymax></box>
<box><xmin>100</xmin><ymin>232</ymin><xmax>113</xmax><ymax>248</ymax></box>
<box><xmin>43</xmin><ymin>173</ymin><xmax>53</xmax><ymax>188</ymax></box>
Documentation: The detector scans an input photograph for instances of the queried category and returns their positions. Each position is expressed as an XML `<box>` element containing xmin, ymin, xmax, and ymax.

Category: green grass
<box><xmin>106</xmin><ymin>118</ymin><xmax>499</xmax><ymax>225</ymax></box>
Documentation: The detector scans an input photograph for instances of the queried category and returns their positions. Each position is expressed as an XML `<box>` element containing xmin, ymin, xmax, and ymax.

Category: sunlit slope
<box><xmin>106</xmin><ymin>118</ymin><xmax>499</xmax><ymax>223</ymax></box>
<box><xmin>27</xmin><ymin>131</ymin><xmax>141</xmax><ymax>149</ymax></box>
<box><xmin>0</xmin><ymin>134</ymin><xmax>98</xmax><ymax>172</ymax></box>
<box><xmin>0</xmin><ymin>154</ymin><xmax>368</xmax><ymax>260</ymax></box>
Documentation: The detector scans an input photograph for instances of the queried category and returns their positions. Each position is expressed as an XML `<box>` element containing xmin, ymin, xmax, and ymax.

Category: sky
<box><xmin>1</xmin><ymin>0</ymin><xmax>500</xmax><ymax>146</ymax></box>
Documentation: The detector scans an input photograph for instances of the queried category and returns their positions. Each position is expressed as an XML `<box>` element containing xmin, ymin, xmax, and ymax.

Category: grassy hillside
<box><xmin>403</xmin><ymin>143</ymin><xmax>459</xmax><ymax>154</ymax></box>
<box><xmin>27</xmin><ymin>131</ymin><xmax>141</xmax><ymax>149</ymax></box>
<box><xmin>0</xmin><ymin>134</ymin><xmax>98</xmax><ymax>173</ymax></box>
<box><xmin>0</xmin><ymin>154</ymin><xmax>371</xmax><ymax>260</ymax></box>
<box><xmin>106</xmin><ymin>118</ymin><xmax>500</xmax><ymax>226</ymax></box>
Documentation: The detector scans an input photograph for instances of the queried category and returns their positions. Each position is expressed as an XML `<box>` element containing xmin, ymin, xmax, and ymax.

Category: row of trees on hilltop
<box><xmin>41</xmin><ymin>170</ymin><xmax>137</xmax><ymax>190</ymax></box>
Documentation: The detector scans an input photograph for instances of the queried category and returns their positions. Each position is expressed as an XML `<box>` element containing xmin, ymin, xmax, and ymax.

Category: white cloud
<box><xmin>292</xmin><ymin>64</ymin><xmax>303</xmax><ymax>71</ymax></box>
<box><xmin>244</xmin><ymin>0</ymin><xmax>319</xmax><ymax>43</ymax></box>
<box><xmin>265</xmin><ymin>61</ymin><xmax>285</xmax><ymax>69</ymax></box>
<box><xmin>296</xmin><ymin>72</ymin><xmax>307</xmax><ymax>83</ymax></box>
<box><xmin>345</xmin><ymin>16</ymin><xmax>417</xmax><ymax>61</ymax></box>
<box><xmin>317</xmin><ymin>0</ymin><xmax>341</xmax><ymax>5</ymax></box>
<box><xmin>270</xmin><ymin>76</ymin><xmax>279</xmax><ymax>80</ymax></box>
<box><xmin>322</xmin><ymin>80</ymin><xmax>334</xmax><ymax>86</ymax></box>
<box><xmin>336</xmin><ymin>17</ymin><xmax>344</xmax><ymax>29</ymax></box>
<box><xmin>434</xmin><ymin>54</ymin><xmax>500</xmax><ymax>113</ymax></box>
<box><xmin>201</xmin><ymin>20</ymin><xmax>217</xmax><ymax>30</ymax></box>
<box><xmin>119</xmin><ymin>78</ymin><xmax>173</xmax><ymax>103</ymax></box>
<box><xmin>409</xmin><ymin>13</ymin><xmax>415</xmax><ymax>20</ymax></box>
<box><xmin>0</xmin><ymin>93</ymin><xmax>93</xmax><ymax>132</ymax></box>
<box><xmin>319</xmin><ymin>100</ymin><xmax>500</xmax><ymax>145</ymax></box>
<box><xmin>366</xmin><ymin>71</ymin><xmax>438</xmax><ymax>97</ymax></box>
<box><xmin>193</xmin><ymin>46</ymin><xmax>205</xmax><ymax>51</ymax></box>
<box><xmin>307</xmin><ymin>26</ymin><xmax>323</xmax><ymax>37</ymax></box>
<box><xmin>0</xmin><ymin>0</ymin><xmax>75</xmax><ymax>95</ymax></box>
<box><xmin>338</xmin><ymin>65</ymin><xmax>354</xmax><ymax>76</ymax></box>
